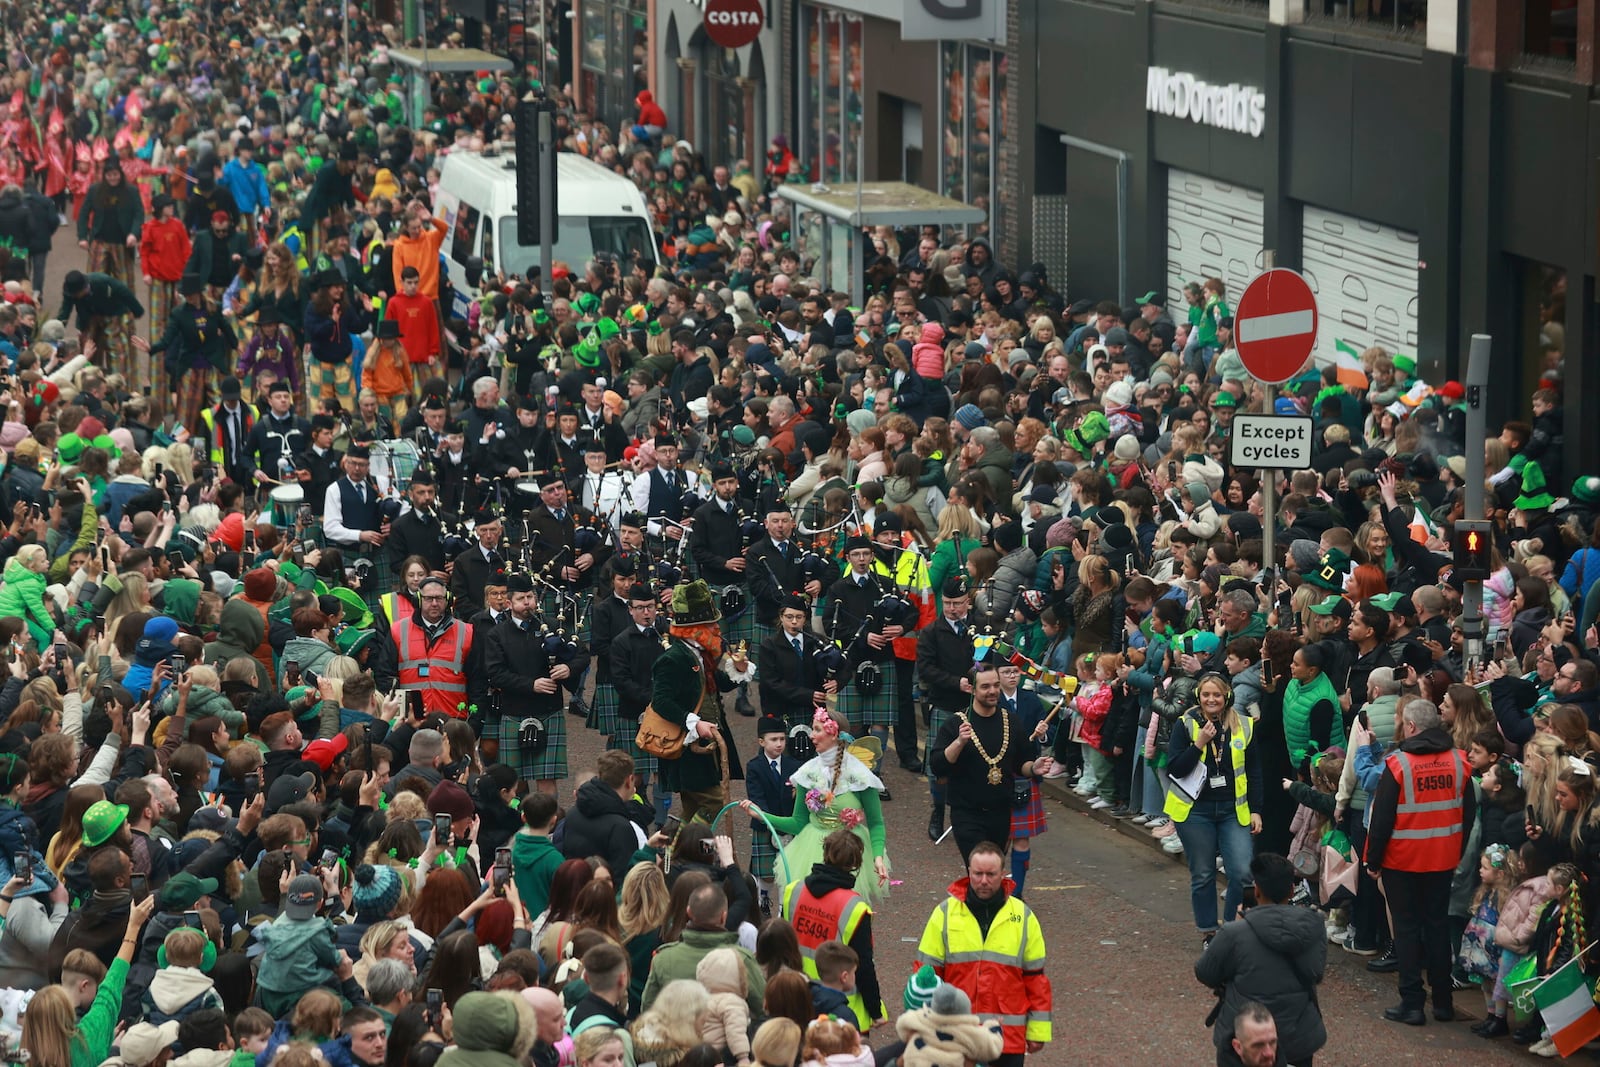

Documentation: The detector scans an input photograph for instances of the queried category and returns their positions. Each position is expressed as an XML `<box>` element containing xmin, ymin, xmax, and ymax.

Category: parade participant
<box><xmin>296</xmin><ymin>415</ymin><xmax>344</xmax><ymax>519</ymax></box>
<box><xmin>649</xmin><ymin>580</ymin><xmax>751</xmax><ymax>822</ymax></box>
<box><xmin>741</xmin><ymin>709</ymin><xmax>889</xmax><ymax>902</ymax></box>
<box><xmin>77</xmin><ymin>159</ymin><xmax>143</xmax><ymax>292</ymax></box>
<box><xmin>451</xmin><ymin>511</ymin><xmax>507</xmax><ymax>622</ymax></box>
<box><xmin>1364</xmin><ymin>698</ymin><xmax>1474</xmax><ymax>1027</ymax></box>
<box><xmin>776</xmin><ymin>828</ymin><xmax>886</xmax><ymax>1033</ymax></box>
<box><xmin>392</xmin><ymin>576</ymin><xmax>473</xmax><ymax>719</ymax></box>
<box><xmin>746</xmin><ymin>714</ymin><xmax>800</xmax><ymax>913</ymax></box>
<box><xmin>526</xmin><ymin>470</ymin><xmax>612</xmax><ymax>718</ymax></box>
<box><xmin>587</xmin><ymin>555</ymin><xmax>640</xmax><ymax>749</ymax></box>
<box><xmin>917</xmin><ymin>579</ymin><xmax>979</xmax><ymax>842</ymax></box>
<box><xmin>632</xmin><ymin>434</ymin><xmax>693</xmax><ymax>543</ymax></box>
<box><xmin>746</xmin><ymin>501</ymin><xmax>819</xmax><ymax>654</ymax></box>
<box><xmin>245</xmin><ymin>380</ymin><xmax>310</xmax><ymax>491</ymax></box>
<box><xmin>757</xmin><ymin>594</ymin><xmax>836</xmax><ymax>737</ymax></box>
<box><xmin>385</xmin><ymin>471</ymin><xmax>446</xmax><ymax>574</ymax></box>
<box><xmin>58</xmin><ymin>269</ymin><xmax>144</xmax><ymax>386</ymax></box>
<box><xmin>869</xmin><ymin>511</ymin><xmax>934</xmax><ymax>773</ymax></box>
<box><xmin>826</xmin><ymin>534</ymin><xmax>917</xmax><ymax>768</ymax></box>
<box><xmin>139</xmin><ymin>194</ymin><xmax>190</xmax><ymax>356</ymax></box>
<box><xmin>141</xmin><ymin>276</ymin><xmax>235</xmax><ymax>433</ymax></box>
<box><xmin>914</xmin><ymin>842</ymin><xmax>1052</xmax><ymax>1067</ymax></box>
<box><xmin>574</xmin><ymin>438</ymin><xmax>631</xmax><ymax>526</ymax></box>
<box><xmin>610</xmin><ymin>582</ymin><xmax>670</xmax><ymax>823</ymax></box>
<box><xmin>487</xmin><ymin>573</ymin><xmax>572</xmax><ymax>795</ymax></box>
<box><xmin>930</xmin><ymin>665</ymin><xmax>1053</xmax><ymax>862</ymax></box>
<box><xmin>185</xmin><ymin>210</ymin><xmax>248</xmax><ymax>307</ymax></box>
<box><xmin>1164</xmin><ymin>672</ymin><xmax>1262</xmax><ymax>941</ymax></box>
<box><xmin>199</xmin><ymin>376</ymin><xmax>256</xmax><ymax>487</ymax></box>
<box><xmin>322</xmin><ymin>443</ymin><xmax>391</xmax><ymax>609</ymax></box>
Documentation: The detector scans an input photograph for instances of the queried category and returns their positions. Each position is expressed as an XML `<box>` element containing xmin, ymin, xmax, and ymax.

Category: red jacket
<box><xmin>387</xmin><ymin>293</ymin><xmax>441</xmax><ymax>363</ymax></box>
<box><xmin>140</xmin><ymin>217</ymin><xmax>192</xmax><ymax>283</ymax></box>
<box><xmin>635</xmin><ymin>91</ymin><xmax>667</xmax><ymax>128</ymax></box>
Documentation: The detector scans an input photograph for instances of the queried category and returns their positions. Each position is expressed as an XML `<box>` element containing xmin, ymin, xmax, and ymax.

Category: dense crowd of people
<box><xmin>0</xmin><ymin>1</ymin><xmax>1586</xmax><ymax>1066</ymax></box>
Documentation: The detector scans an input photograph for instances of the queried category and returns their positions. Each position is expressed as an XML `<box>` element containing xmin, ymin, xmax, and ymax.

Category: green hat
<box><xmin>1210</xmin><ymin>391</ymin><xmax>1237</xmax><ymax>408</ymax></box>
<box><xmin>670</xmin><ymin>580</ymin><xmax>720</xmax><ymax>625</ymax></box>
<box><xmin>1516</xmin><ymin>461</ymin><xmax>1555</xmax><ymax>512</ymax></box>
<box><xmin>903</xmin><ymin>964</ymin><xmax>942</xmax><ymax>1012</ymax></box>
<box><xmin>1179</xmin><ymin>630</ymin><xmax>1221</xmax><ymax>655</ymax></box>
<box><xmin>595</xmin><ymin>317</ymin><xmax>621</xmax><ymax>341</ymax></box>
<box><xmin>331</xmin><ymin>587</ymin><xmax>372</xmax><ymax>629</ymax></box>
<box><xmin>83</xmin><ymin>800</ymin><xmax>130</xmax><ymax>847</ymax></box>
<box><xmin>1065</xmin><ymin>411</ymin><xmax>1110</xmax><ymax>457</ymax></box>
<box><xmin>336</xmin><ymin>627</ymin><xmax>376</xmax><ymax>658</ymax></box>
<box><xmin>531</xmin><ymin>309</ymin><xmax>551</xmax><ymax>326</ymax></box>
<box><xmin>1573</xmin><ymin>476</ymin><xmax>1600</xmax><ymax>508</ymax></box>
<box><xmin>159</xmin><ymin>872</ymin><xmax>220</xmax><ymax>910</ymax></box>
<box><xmin>1368</xmin><ymin>591</ymin><xmax>1405</xmax><ymax>612</ymax></box>
<box><xmin>573</xmin><ymin>335</ymin><xmax>602</xmax><ymax>368</ymax></box>
<box><xmin>1306</xmin><ymin>548</ymin><xmax>1353</xmax><ymax>592</ymax></box>
<box><xmin>1309</xmin><ymin>594</ymin><xmax>1353</xmax><ymax>618</ymax></box>
<box><xmin>573</xmin><ymin>292</ymin><xmax>600</xmax><ymax>316</ymax></box>
<box><xmin>1392</xmin><ymin>354</ymin><xmax>1417</xmax><ymax>377</ymax></box>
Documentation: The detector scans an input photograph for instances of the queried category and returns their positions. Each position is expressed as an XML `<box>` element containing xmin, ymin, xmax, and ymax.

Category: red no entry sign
<box><xmin>703</xmin><ymin>0</ymin><xmax>764</xmax><ymax>49</ymax></box>
<box><xmin>1234</xmin><ymin>268</ymin><xmax>1319</xmax><ymax>385</ymax></box>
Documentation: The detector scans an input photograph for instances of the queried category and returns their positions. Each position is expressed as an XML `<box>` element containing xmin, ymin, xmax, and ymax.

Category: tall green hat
<box><xmin>670</xmin><ymin>579</ymin><xmax>720</xmax><ymax>624</ymax></box>
<box><xmin>1516</xmin><ymin>461</ymin><xmax>1555</xmax><ymax>512</ymax></box>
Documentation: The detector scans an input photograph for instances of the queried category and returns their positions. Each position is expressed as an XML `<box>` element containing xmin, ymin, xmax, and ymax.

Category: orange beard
<box><xmin>670</xmin><ymin>622</ymin><xmax>724</xmax><ymax>679</ymax></box>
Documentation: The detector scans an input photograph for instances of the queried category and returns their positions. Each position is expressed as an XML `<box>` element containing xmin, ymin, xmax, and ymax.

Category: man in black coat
<box><xmin>245</xmin><ymin>380</ymin><xmax>310</xmax><ymax>486</ymax></box>
<box><xmin>560</xmin><ymin>751</ymin><xmax>651</xmax><ymax>877</ymax></box>
<box><xmin>757</xmin><ymin>593</ymin><xmax>836</xmax><ymax>723</ymax></box>
<box><xmin>916</xmin><ymin>578</ymin><xmax>978</xmax><ymax>841</ymax></box>
<box><xmin>746</xmin><ymin>502</ymin><xmax>820</xmax><ymax>628</ymax></box>
<box><xmin>294</xmin><ymin>415</ymin><xmax>344</xmax><ymax>519</ymax></box>
<box><xmin>386</xmin><ymin>471</ymin><xmax>448</xmax><ymax>573</ymax></box>
<box><xmin>484</xmin><ymin>573</ymin><xmax>569</xmax><ymax>792</ymax></box>
<box><xmin>21</xmin><ymin>180</ymin><xmax>57</xmax><ymax>292</ymax></box>
<box><xmin>450</xmin><ymin>511</ymin><xmax>507</xmax><ymax>621</ymax></box>
<box><xmin>0</xmin><ymin>185</ymin><xmax>35</xmax><ymax>263</ymax></box>
<box><xmin>691</xmin><ymin>462</ymin><xmax>754</xmax><ymax>590</ymax></box>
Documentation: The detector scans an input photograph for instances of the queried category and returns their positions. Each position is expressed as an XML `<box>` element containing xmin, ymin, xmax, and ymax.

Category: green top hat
<box><xmin>1516</xmin><ymin>461</ymin><xmax>1555</xmax><ymax>511</ymax></box>
<box><xmin>1306</xmin><ymin>548</ymin><xmax>1352</xmax><ymax>592</ymax></box>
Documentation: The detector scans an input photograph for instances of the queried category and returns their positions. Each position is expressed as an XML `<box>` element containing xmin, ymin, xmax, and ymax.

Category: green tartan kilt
<box><xmin>836</xmin><ymin>658</ymin><xmax>899</xmax><ymax>730</ymax></box>
<box><xmin>609</xmin><ymin>716</ymin><xmax>658</xmax><ymax>778</ymax></box>
<box><xmin>750</xmin><ymin>829</ymin><xmax>784</xmax><ymax>881</ymax></box>
<box><xmin>720</xmin><ymin>606</ymin><xmax>768</xmax><ymax>650</ymax></box>
<box><xmin>356</xmin><ymin>549</ymin><xmax>391</xmax><ymax>615</ymax></box>
<box><xmin>586</xmin><ymin>682</ymin><xmax>620</xmax><ymax>735</ymax></box>
<box><xmin>499</xmin><ymin>708</ymin><xmax>568</xmax><ymax>782</ymax></box>
<box><xmin>540</xmin><ymin>588</ymin><xmax>593</xmax><ymax>643</ymax></box>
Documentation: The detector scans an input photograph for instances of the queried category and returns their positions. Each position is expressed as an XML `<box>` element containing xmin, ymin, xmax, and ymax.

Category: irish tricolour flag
<box><xmin>1532</xmin><ymin>954</ymin><xmax>1600</xmax><ymax>1057</ymax></box>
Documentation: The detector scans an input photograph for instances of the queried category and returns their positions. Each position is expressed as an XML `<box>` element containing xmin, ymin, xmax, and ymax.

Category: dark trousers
<box><xmin>950</xmin><ymin>805</ymin><xmax>1011</xmax><ymax>864</ymax></box>
<box><xmin>893</xmin><ymin>656</ymin><xmax>917</xmax><ymax>762</ymax></box>
<box><xmin>1342</xmin><ymin>814</ymin><xmax>1388</xmax><ymax>950</ymax></box>
<box><xmin>992</xmin><ymin>1055</ymin><xmax>1025</xmax><ymax>1067</ymax></box>
<box><xmin>1383</xmin><ymin>868</ymin><xmax>1454</xmax><ymax>1011</ymax></box>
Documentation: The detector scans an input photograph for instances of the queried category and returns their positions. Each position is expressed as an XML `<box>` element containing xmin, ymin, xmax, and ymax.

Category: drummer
<box><xmin>322</xmin><ymin>442</ymin><xmax>392</xmax><ymax>611</ymax></box>
<box><xmin>245</xmin><ymin>379</ymin><xmax>310</xmax><ymax>494</ymax></box>
<box><xmin>295</xmin><ymin>414</ymin><xmax>343</xmax><ymax>518</ymax></box>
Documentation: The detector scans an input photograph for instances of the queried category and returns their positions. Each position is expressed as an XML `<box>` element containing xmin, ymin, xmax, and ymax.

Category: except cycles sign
<box><xmin>702</xmin><ymin>0</ymin><xmax>764</xmax><ymax>49</ymax></box>
<box><xmin>1229</xmin><ymin>414</ymin><xmax>1314</xmax><ymax>470</ymax></box>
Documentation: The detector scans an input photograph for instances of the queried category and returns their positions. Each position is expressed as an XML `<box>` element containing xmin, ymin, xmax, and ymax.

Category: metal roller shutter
<box><xmin>1300</xmin><ymin>207</ymin><xmax>1419</xmax><ymax>365</ymax></box>
<box><xmin>1164</xmin><ymin>169</ymin><xmax>1265</xmax><ymax>309</ymax></box>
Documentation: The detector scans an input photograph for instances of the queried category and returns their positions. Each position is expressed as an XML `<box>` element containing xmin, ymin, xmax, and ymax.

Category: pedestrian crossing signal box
<box><xmin>1452</xmin><ymin>519</ymin><xmax>1492</xmax><ymax>582</ymax></box>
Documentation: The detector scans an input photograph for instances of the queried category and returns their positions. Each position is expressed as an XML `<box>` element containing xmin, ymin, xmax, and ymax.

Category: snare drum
<box><xmin>269</xmin><ymin>484</ymin><xmax>305</xmax><ymax>530</ymax></box>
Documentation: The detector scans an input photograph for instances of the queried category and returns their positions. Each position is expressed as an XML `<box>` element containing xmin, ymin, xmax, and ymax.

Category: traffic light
<box><xmin>514</xmin><ymin>100</ymin><xmax>558</xmax><ymax>247</ymax></box>
<box><xmin>1451</xmin><ymin>519</ymin><xmax>1492</xmax><ymax>581</ymax></box>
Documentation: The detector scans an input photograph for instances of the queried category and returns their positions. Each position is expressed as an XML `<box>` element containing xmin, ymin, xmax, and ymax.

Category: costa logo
<box><xmin>703</xmin><ymin>0</ymin><xmax>763</xmax><ymax>49</ymax></box>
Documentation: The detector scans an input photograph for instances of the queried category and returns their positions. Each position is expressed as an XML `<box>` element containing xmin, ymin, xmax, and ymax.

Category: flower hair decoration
<box><xmin>812</xmin><ymin>708</ymin><xmax>839</xmax><ymax>738</ymax></box>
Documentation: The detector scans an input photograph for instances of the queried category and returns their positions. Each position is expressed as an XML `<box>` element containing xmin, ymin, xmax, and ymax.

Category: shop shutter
<box><xmin>1164</xmin><ymin>169</ymin><xmax>1264</xmax><ymax>309</ymax></box>
<box><xmin>1300</xmin><ymin>207</ymin><xmax>1419</xmax><ymax>365</ymax></box>
<box><xmin>1032</xmin><ymin>195</ymin><xmax>1069</xmax><ymax>301</ymax></box>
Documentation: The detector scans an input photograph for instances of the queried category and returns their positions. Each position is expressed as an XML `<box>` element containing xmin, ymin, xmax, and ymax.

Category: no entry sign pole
<box><xmin>1233</xmin><ymin>266</ymin><xmax>1320</xmax><ymax>597</ymax></box>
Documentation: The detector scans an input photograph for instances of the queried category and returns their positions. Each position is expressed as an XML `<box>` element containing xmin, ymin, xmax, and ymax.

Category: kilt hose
<box><xmin>499</xmin><ymin>706</ymin><xmax>568</xmax><ymax>783</ymax></box>
<box><xmin>836</xmin><ymin>657</ymin><xmax>898</xmax><ymax>731</ymax></box>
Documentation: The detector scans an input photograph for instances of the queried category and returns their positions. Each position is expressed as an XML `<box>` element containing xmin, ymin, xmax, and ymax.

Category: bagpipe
<box><xmin>827</xmin><ymin>569</ymin><xmax>916</xmax><ymax>697</ymax></box>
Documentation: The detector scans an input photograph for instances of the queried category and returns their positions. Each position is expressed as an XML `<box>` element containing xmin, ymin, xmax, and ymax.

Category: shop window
<box><xmin>451</xmin><ymin>203</ymin><xmax>481</xmax><ymax>263</ymax></box>
<box><xmin>799</xmin><ymin>5</ymin><xmax>863</xmax><ymax>185</ymax></box>
<box><xmin>1311</xmin><ymin>0</ymin><xmax>1426</xmax><ymax>33</ymax></box>
<box><xmin>939</xmin><ymin>42</ymin><xmax>1009</xmax><ymax>243</ymax></box>
<box><xmin>1524</xmin><ymin>0</ymin><xmax>1578</xmax><ymax>60</ymax></box>
<box><xmin>705</xmin><ymin>45</ymin><xmax>744</xmax><ymax>168</ymax></box>
<box><xmin>579</xmin><ymin>0</ymin><xmax>649</xmax><ymax>135</ymax></box>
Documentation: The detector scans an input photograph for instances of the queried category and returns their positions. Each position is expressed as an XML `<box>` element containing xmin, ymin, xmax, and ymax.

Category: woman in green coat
<box><xmin>928</xmin><ymin>504</ymin><xmax>984</xmax><ymax>610</ymax></box>
<box><xmin>0</xmin><ymin>544</ymin><xmax>55</xmax><ymax>648</ymax></box>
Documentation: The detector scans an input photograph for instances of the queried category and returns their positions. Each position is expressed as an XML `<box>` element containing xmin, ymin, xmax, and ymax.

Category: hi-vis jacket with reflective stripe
<box><xmin>1363</xmin><ymin>726</ymin><xmax>1474</xmax><ymax>873</ymax></box>
<box><xmin>392</xmin><ymin>615</ymin><xmax>472</xmax><ymax>718</ymax></box>
<box><xmin>915</xmin><ymin>877</ymin><xmax>1052</xmax><ymax>1053</ymax></box>
<box><xmin>782</xmin><ymin>880</ymin><xmax>875</xmax><ymax>1030</ymax></box>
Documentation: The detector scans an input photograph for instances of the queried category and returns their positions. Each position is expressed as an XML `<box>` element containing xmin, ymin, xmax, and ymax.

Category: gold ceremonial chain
<box><xmin>957</xmin><ymin>709</ymin><xmax>1011</xmax><ymax>785</ymax></box>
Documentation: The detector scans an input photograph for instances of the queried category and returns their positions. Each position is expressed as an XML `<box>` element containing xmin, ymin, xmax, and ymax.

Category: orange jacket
<box><xmin>367</xmin><ymin>339</ymin><xmax>413</xmax><ymax>398</ymax></box>
<box><xmin>392</xmin><ymin>615</ymin><xmax>472</xmax><ymax>718</ymax></box>
<box><xmin>140</xmin><ymin>217</ymin><xmax>192</xmax><ymax>283</ymax></box>
<box><xmin>390</xmin><ymin>218</ymin><xmax>448</xmax><ymax>301</ymax></box>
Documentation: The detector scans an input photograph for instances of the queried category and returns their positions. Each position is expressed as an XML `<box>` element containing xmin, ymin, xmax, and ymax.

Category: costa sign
<box><xmin>703</xmin><ymin>0</ymin><xmax>763</xmax><ymax>49</ymax></box>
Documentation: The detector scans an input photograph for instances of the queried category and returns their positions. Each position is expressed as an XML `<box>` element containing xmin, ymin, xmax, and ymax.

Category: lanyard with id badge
<box><xmin>1206</xmin><ymin>733</ymin><xmax>1228</xmax><ymax>791</ymax></box>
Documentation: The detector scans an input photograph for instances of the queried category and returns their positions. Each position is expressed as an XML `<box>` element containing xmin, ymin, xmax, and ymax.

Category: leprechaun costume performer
<box><xmin>653</xmin><ymin>580</ymin><xmax>753</xmax><ymax>822</ymax></box>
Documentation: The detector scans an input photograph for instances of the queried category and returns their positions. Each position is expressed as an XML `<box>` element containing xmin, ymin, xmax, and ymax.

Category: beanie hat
<box><xmin>243</xmin><ymin>568</ymin><xmax>277</xmax><ymax>602</ymax></box>
<box><xmin>456</xmin><ymin>991</ymin><xmax>533</xmax><ymax>1053</ymax></box>
<box><xmin>1112</xmin><ymin>435</ymin><xmax>1140</xmax><ymax>463</ymax></box>
<box><xmin>428</xmin><ymin>779</ymin><xmax>476</xmax><ymax>822</ymax></box>
<box><xmin>351</xmin><ymin>863</ymin><xmax>403</xmax><ymax>916</ymax></box>
<box><xmin>991</xmin><ymin>520</ymin><xmax>1022</xmax><ymax>553</ymax></box>
<box><xmin>896</xmin><ymin>985</ymin><xmax>1004</xmax><ymax>1067</ymax></box>
<box><xmin>695</xmin><ymin>947</ymin><xmax>747</xmax><ymax>996</ymax></box>
<box><xmin>953</xmin><ymin>404</ymin><xmax>986</xmax><ymax>431</ymax></box>
<box><xmin>930</xmin><ymin>984</ymin><xmax>972</xmax><ymax>1015</ymax></box>
<box><xmin>1045</xmin><ymin>515</ymin><xmax>1080</xmax><ymax>550</ymax></box>
<box><xmin>903</xmin><ymin>963</ymin><xmax>942</xmax><ymax>1012</ymax></box>
<box><xmin>1103</xmin><ymin>381</ymin><xmax>1132</xmax><ymax>409</ymax></box>
<box><xmin>214</xmin><ymin>512</ymin><xmax>244</xmax><ymax>551</ymax></box>
<box><xmin>1289</xmin><ymin>539</ymin><xmax>1322</xmax><ymax>574</ymax></box>
<box><xmin>1186</xmin><ymin>482</ymin><xmax>1211</xmax><ymax>507</ymax></box>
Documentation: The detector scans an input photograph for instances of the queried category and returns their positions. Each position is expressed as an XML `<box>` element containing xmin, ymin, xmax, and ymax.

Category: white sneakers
<box><xmin>1162</xmin><ymin>835</ymin><xmax>1184</xmax><ymax>855</ymax></box>
<box><xmin>1529</xmin><ymin>1038</ymin><xmax>1559</xmax><ymax>1057</ymax></box>
<box><xmin>1130</xmin><ymin>814</ymin><xmax>1151</xmax><ymax>826</ymax></box>
<box><xmin>1088</xmin><ymin>797</ymin><xmax>1113</xmax><ymax>810</ymax></box>
<box><xmin>1073</xmin><ymin>784</ymin><xmax>1097</xmax><ymax>797</ymax></box>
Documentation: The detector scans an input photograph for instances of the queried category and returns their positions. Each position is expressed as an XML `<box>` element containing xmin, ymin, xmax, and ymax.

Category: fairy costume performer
<box><xmin>744</xmin><ymin>708</ymin><xmax>891</xmax><ymax>902</ymax></box>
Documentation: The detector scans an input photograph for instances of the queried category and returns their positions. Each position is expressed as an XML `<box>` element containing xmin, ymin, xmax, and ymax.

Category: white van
<box><xmin>434</xmin><ymin>149</ymin><xmax>658</xmax><ymax>317</ymax></box>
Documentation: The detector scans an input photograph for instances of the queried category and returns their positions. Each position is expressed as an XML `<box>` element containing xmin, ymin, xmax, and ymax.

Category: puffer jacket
<box><xmin>158</xmin><ymin>683</ymin><xmax>243</xmax><ymax>735</ymax></box>
<box><xmin>976</xmin><ymin>546</ymin><xmax>1037</xmax><ymax>627</ymax></box>
<box><xmin>0</xmin><ymin>554</ymin><xmax>53</xmax><ymax>647</ymax></box>
<box><xmin>1193</xmin><ymin>904</ymin><xmax>1327</xmax><ymax>1065</ymax></box>
<box><xmin>1497</xmin><ymin>875</ymin><xmax>1561</xmax><ymax>955</ymax></box>
<box><xmin>1336</xmin><ymin>693</ymin><xmax>1398</xmax><ymax>814</ymax></box>
<box><xmin>1150</xmin><ymin>675</ymin><xmax>1197</xmax><ymax>755</ymax></box>
<box><xmin>911</xmin><ymin>322</ymin><xmax>945</xmax><ymax>381</ymax></box>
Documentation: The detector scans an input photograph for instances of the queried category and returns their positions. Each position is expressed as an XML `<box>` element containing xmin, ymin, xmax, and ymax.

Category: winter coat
<box><xmin>977</xmin><ymin>546</ymin><xmax>1037</xmax><ymax>628</ymax></box>
<box><xmin>1336</xmin><ymin>693</ymin><xmax>1398</xmax><ymax>813</ymax></box>
<box><xmin>0</xmin><ymin>187</ymin><xmax>35</xmax><ymax>254</ymax></box>
<box><xmin>1193</xmin><ymin>904</ymin><xmax>1327</xmax><ymax>1065</ymax></box>
<box><xmin>255</xmin><ymin>914</ymin><xmax>339</xmax><ymax>994</ymax></box>
<box><xmin>512</xmin><ymin>832</ymin><xmax>565</xmax><ymax>921</ymax></box>
<box><xmin>204</xmin><ymin>599</ymin><xmax>271</xmax><ymax>696</ymax></box>
<box><xmin>1497</xmin><ymin>875</ymin><xmax>1560</xmax><ymax>955</ymax></box>
<box><xmin>559</xmin><ymin>778</ymin><xmax>645</xmax><ymax>879</ymax></box>
<box><xmin>1150</xmin><ymin>676</ymin><xmax>1197</xmax><ymax>756</ymax></box>
<box><xmin>639</xmin><ymin>927</ymin><xmax>764</xmax><ymax>1015</ymax></box>
<box><xmin>911</xmin><ymin>323</ymin><xmax>946</xmax><ymax>381</ymax></box>
<box><xmin>279</xmin><ymin>635</ymin><xmax>337</xmax><ymax>688</ymax></box>
<box><xmin>142</xmin><ymin>964</ymin><xmax>224</xmax><ymax>1024</ymax></box>
<box><xmin>0</xmin><ymin>554</ymin><xmax>54</xmax><ymax>646</ymax></box>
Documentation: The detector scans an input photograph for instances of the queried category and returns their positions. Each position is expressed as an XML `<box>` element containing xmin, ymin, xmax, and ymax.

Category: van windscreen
<box><xmin>498</xmin><ymin>216</ymin><xmax>657</xmax><ymax>279</ymax></box>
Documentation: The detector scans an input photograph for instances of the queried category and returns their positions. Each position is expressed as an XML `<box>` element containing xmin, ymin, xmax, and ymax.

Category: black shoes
<box><xmin>568</xmin><ymin>698</ymin><xmax>589</xmax><ymax>718</ymax></box>
<box><xmin>900</xmin><ymin>757</ymin><xmax>924</xmax><ymax>774</ymax></box>
<box><xmin>1367</xmin><ymin>947</ymin><xmax>1399</xmax><ymax>973</ymax></box>
<box><xmin>881</xmin><ymin>787</ymin><xmax>892</xmax><ymax>802</ymax></box>
<box><xmin>1472</xmin><ymin>1015</ymin><xmax>1509</xmax><ymax>1038</ymax></box>
<box><xmin>1512</xmin><ymin>1021</ymin><xmax>1543</xmax><ymax>1045</ymax></box>
<box><xmin>1383</xmin><ymin>1004</ymin><xmax>1425</xmax><ymax>1026</ymax></box>
<box><xmin>928</xmin><ymin>806</ymin><xmax>944</xmax><ymax>842</ymax></box>
<box><xmin>1432</xmin><ymin>1005</ymin><xmax>1457</xmax><ymax>1022</ymax></box>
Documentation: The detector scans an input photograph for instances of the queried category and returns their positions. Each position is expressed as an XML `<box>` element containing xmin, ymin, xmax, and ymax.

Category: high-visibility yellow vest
<box><xmin>781</xmin><ymin>879</ymin><xmax>874</xmax><ymax>1029</ymax></box>
<box><xmin>1164</xmin><ymin>713</ymin><xmax>1254</xmax><ymax>826</ymax></box>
